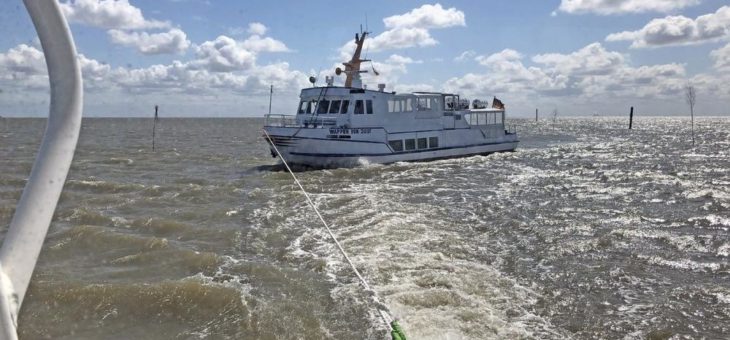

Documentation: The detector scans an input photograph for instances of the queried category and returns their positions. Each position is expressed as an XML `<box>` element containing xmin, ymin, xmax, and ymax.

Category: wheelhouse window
<box><xmin>389</xmin><ymin>140</ymin><xmax>403</xmax><ymax>152</ymax></box>
<box><xmin>329</xmin><ymin>100</ymin><xmax>341</xmax><ymax>114</ymax></box>
<box><xmin>366</xmin><ymin>100</ymin><xmax>373</xmax><ymax>114</ymax></box>
<box><xmin>317</xmin><ymin>100</ymin><xmax>330</xmax><ymax>114</ymax></box>
<box><xmin>429</xmin><ymin>137</ymin><xmax>438</xmax><ymax>148</ymax></box>
<box><xmin>405</xmin><ymin>139</ymin><xmax>416</xmax><ymax>151</ymax></box>
<box><xmin>416</xmin><ymin>98</ymin><xmax>431</xmax><ymax>111</ymax></box>
<box><xmin>298</xmin><ymin>101</ymin><xmax>312</xmax><ymax>114</ymax></box>
<box><xmin>354</xmin><ymin>100</ymin><xmax>364</xmax><ymax>114</ymax></box>
<box><xmin>417</xmin><ymin>138</ymin><xmax>427</xmax><ymax>149</ymax></box>
<box><xmin>341</xmin><ymin>100</ymin><xmax>349</xmax><ymax>114</ymax></box>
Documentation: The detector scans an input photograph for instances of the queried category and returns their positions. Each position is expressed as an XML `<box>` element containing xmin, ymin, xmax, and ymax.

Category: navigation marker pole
<box><xmin>629</xmin><ymin>106</ymin><xmax>634</xmax><ymax>130</ymax></box>
<box><xmin>268</xmin><ymin>85</ymin><xmax>273</xmax><ymax>115</ymax></box>
<box><xmin>152</xmin><ymin>105</ymin><xmax>159</xmax><ymax>151</ymax></box>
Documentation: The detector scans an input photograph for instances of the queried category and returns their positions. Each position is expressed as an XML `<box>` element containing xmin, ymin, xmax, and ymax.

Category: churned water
<box><xmin>0</xmin><ymin>117</ymin><xmax>728</xmax><ymax>339</ymax></box>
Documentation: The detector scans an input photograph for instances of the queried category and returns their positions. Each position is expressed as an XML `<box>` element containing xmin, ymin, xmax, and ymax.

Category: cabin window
<box><xmin>299</xmin><ymin>101</ymin><xmax>316</xmax><ymax>114</ymax></box>
<box><xmin>417</xmin><ymin>138</ymin><xmax>427</xmax><ymax>149</ymax></box>
<box><xmin>429</xmin><ymin>137</ymin><xmax>438</xmax><ymax>148</ymax></box>
<box><xmin>388</xmin><ymin>99</ymin><xmax>401</xmax><ymax>113</ymax></box>
<box><xmin>416</xmin><ymin>98</ymin><xmax>431</xmax><ymax>111</ymax></box>
<box><xmin>389</xmin><ymin>140</ymin><xmax>403</xmax><ymax>152</ymax></box>
<box><xmin>317</xmin><ymin>100</ymin><xmax>329</xmax><ymax>114</ymax></box>
<box><xmin>432</xmin><ymin>97</ymin><xmax>442</xmax><ymax>111</ymax></box>
<box><xmin>403</xmin><ymin>98</ymin><xmax>413</xmax><ymax>112</ymax></box>
<box><xmin>329</xmin><ymin>100</ymin><xmax>341</xmax><ymax>114</ymax></box>
<box><xmin>366</xmin><ymin>100</ymin><xmax>373</xmax><ymax>114</ymax></box>
<box><xmin>405</xmin><ymin>139</ymin><xmax>416</xmax><ymax>151</ymax></box>
<box><xmin>341</xmin><ymin>100</ymin><xmax>349</xmax><ymax>114</ymax></box>
<box><xmin>354</xmin><ymin>100</ymin><xmax>364</xmax><ymax>114</ymax></box>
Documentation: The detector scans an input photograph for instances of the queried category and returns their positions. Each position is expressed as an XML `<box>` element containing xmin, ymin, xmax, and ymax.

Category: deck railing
<box><xmin>264</xmin><ymin>114</ymin><xmax>340</xmax><ymax>128</ymax></box>
<box><xmin>264</xmin><ymin>114</ymin><xmax>298</xmax><ymax>127</ymax></box>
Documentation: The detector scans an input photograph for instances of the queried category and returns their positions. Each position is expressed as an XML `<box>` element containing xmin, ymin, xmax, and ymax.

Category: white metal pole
<box><xmin>0</xmin><ymin>0</ymin><xmax>83</xmax><ymax>337</ymax></box>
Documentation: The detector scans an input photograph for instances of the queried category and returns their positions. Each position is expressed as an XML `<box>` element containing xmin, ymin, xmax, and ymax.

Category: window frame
<box><xmin>354</xmin><ymin>100</ymin><xmax>364</xmax><ymax>114</ymax></box>
<box><xmin>405</xmin><ymin>139</ymin><xmax>416</xmax><ymax>151</ymax></box>
<box><xmin>329</xmin><ymin>100</ymin><xmax>341</xmax><ymax>114</ymax></box>
<box><xmin>389</xmin><ymin>140</ymin><xmax>403</xmax><ymax>152</ymax></box>
<box><xmin>429</xmin><ymin>137</ymin><xmax>438</xmax><ymax>148</ymax></box>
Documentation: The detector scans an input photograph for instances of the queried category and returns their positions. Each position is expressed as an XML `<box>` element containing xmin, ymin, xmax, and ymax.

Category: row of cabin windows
<box><xmin>298</xmin><ymin>99</ymin><xmax>372</xmax><ymax>115</ymax></box>
<box><xmin>388</xmin><ymin>137</ymin><xmax>439</xmax><ymax>152</ymax></box>
<box><xmin>387</xmin><ymin>97</ymin><xmax>441</xmax><ymax>113</ymax></box>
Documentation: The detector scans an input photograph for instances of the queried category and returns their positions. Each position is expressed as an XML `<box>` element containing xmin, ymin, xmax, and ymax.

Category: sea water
<box><xmin>0</xmin><ymin>117</ymin><xmax>728</xmax><ymax>339</ymax></box>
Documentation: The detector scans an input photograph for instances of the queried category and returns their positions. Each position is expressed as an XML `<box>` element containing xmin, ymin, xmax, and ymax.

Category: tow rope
<box><xmin>262</xmin><ymin>130</ymin><xmax>407</xmax><ymax>340</ymax></box>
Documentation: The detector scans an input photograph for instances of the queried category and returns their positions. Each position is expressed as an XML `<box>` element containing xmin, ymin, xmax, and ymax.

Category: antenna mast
<box><xmin>337</xmin><ymin>31</ymin><xmax>370</xmax><ymax>88</ymax></box>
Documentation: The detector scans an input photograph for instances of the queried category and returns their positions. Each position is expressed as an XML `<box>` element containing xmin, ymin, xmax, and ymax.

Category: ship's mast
<box><xmin>339</xmin><ymin>31</ymin><xmax>370</xmax><ymax>88</ymax></box>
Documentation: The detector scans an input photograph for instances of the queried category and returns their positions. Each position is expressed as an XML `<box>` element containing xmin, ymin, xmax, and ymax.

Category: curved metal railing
<box><xmin>0</xmin><ymin>1</ymin><xmax>83</xmax><ymax>338</ymax></box>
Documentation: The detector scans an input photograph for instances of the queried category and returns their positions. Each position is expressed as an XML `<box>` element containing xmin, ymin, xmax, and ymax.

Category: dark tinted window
<box><xmin>317</xmin><ymin>100</ymin><xmax>329</xmax><ymax>114</ymax></box>
<box><xmin>429</xmin><ymin>137</ymin><xmax>438</xmax><ymax>148</ymax></box>
<box><xmin>366</xmin><ymin>100</ymin><xmax>373</xmax><ymax>114</ymax></box>
<box><xmin>389</xmin><ymin>140</ymin><xmax>403</xmax><ymax>152</ymax></box>
<box><xmin>354</xmin><ymin>100</ymin><xmax>364</xmax><ymax>114</ymax></box>
<box><xmin>405</xmin><ymin>139</ymin><xmax>416</xmax><ymax>150</ymax></box>
<box><xmin>418</xmin><ymin>138</ymin><xmax>427</xmax><ymax>149</ymax></box>
<box><xmin>329</xmin><ymin>100</ymin><xmax>341</xmax><ymax>114</ymax></box>
<box><xmin>341</xmin><ymin>100</ymin><xmax>349</xmax><ymax>114</ymax></box>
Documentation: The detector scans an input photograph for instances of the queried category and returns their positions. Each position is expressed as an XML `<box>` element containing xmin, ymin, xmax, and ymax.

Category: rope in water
<box><xmin>262</xmin><ymin>129</ymin><xmax>406</xmax><ymax>338</ymax></box>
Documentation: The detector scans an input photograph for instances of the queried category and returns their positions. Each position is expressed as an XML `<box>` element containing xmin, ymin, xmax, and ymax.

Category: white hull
<box><xmin>264</xmin><ymin>125</ymin><xmax>518</xmax><ymax>168</ymax></box>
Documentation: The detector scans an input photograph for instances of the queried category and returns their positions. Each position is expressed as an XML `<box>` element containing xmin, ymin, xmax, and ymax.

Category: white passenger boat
<box><xmin>263</xmin><ymin>31</ymin><xmax>518</xmax><ymax>168</ymax></box>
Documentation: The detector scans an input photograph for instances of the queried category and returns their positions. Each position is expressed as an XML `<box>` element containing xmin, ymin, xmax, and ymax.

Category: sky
<box><xmin>1</xmin><ymin>0</ymin><xmax>729</xmax><ymax>117</ymax></box>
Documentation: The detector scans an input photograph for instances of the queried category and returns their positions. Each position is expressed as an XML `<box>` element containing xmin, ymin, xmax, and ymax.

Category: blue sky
<box><xmin>1</xmin><ymin>0</ymin><xmax>729</xmax><ymax>117</ymax></box>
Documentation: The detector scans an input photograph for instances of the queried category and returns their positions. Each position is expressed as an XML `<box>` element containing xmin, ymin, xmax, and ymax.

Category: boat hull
<box><xmin>263</xmin><ymin>126</ymin><xmax>518</xmax><ymax>168</ymax></box>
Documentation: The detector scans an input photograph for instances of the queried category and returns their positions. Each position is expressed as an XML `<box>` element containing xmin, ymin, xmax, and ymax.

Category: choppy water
<box><xmin>1</xmin><ymin>117</ymin><xmax>728</xmax><ymax>339</ymax></box>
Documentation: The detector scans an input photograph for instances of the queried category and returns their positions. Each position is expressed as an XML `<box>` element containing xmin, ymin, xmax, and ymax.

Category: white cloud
<box><xmin>383</xmin><ymin>3</ymin><xmax>465</xmax><ymax>29</ymax></box>
<box><xmin>532</xmin><ymin>43</ymin><xmax>624</xmax><ymax>75</ymax></box>
<box><xmin>338</xmin><ymin>4</ymin><xmax>464</xmax><ymax>57</ymax></box>
<box><xmin>557</xmin><ymin>0</ymin><xmax>700</xmax><ymax>15</ymax></box>
<box><xmin>78</xmin><ymin>53</ymin><xmax>111</xmax><ymax>85</ymax></box>
<box><xmin>0</xmin><ymin>44</ymin><xmax>46</xmax><ymax>75</ymax></box>
<box><xmin>385</xmin><ymin>54</ymin><xmax>422</xmax><ymax>65</ymax></box>
<box><xmin>710</xmin><ymin>42</ymin><xmax>730</xmax><ymax>70</ymax></box>
<box><xmin>191</xmin><ymin>35</ymin><xmax>256</xmax><ymax>72</ymax></box>
<box><xmin>108</xmin><ymin>28</ymin><xmax>191</xmax><ymax>54</ymax></box>
<box><xmin>454</xmin><ymin>50</ymin><xmax>476</xmax><ymax>62</ymax></box>
<box><xmin>369</xmin><ymin>28</ymin><xmax>437</xmax><ymax>51</ymax></box>
<box><xmin>247</xmin><ymin>22</ymin><xmax>267</xmax><ymax>36</ymax></box>
<box><xmin>606</xmin><ymin>6</ymin><xmax>730</xmax><ymax>48</ymax></box>
<box><xmin>444</xmin><ymin>42</ymin><xmax>689</xmax><ymax>104</ymax></box>
<box><xmin>60</xmin><ymin>0</ymin><xmax>169</xmax><ymax>30</ymax></box>
<box><xmin>240</xmin><ymin>35</ymin><xmax>290</xmax><ymax>53</ymax></box>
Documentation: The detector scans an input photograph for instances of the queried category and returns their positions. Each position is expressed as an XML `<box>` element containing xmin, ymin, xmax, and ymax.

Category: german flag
<box><xmin>492</xmin><ymin>96</ymin><xmax>505</xmax><ymax>110</ymax></box>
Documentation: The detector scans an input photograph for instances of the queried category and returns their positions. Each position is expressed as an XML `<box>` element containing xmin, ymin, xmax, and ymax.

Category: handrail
<box><xmin>0</xmin><ymin>1</ymin><xmax>83</xmax><ymax>338</ymax></box>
